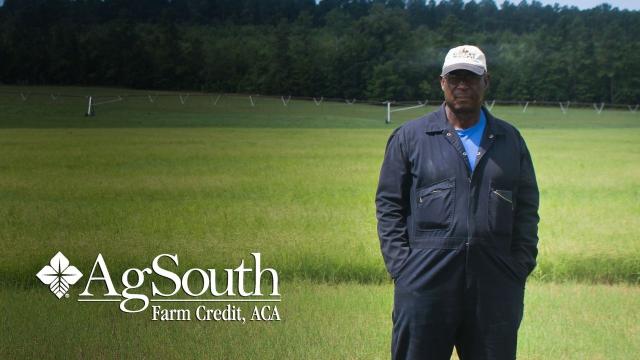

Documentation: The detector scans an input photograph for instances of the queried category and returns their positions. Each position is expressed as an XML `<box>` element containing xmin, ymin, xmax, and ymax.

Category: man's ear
<box><xmin>483</xmin><ymin>73</ymin><xmax>491</xmax><ymax>89</ymax></box>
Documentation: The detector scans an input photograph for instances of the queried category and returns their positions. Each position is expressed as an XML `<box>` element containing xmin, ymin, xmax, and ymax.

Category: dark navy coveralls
<box><xmin>376</xmin><ymin>105</ymin><xmax>539</xmax><ymax>360</ymax></box>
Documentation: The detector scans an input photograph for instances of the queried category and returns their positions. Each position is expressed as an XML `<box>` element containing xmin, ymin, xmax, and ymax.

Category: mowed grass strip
<box><xmin>1</xmin><ymin>282</ymin><xmax>638</xmax><ymax>359</ymax></box>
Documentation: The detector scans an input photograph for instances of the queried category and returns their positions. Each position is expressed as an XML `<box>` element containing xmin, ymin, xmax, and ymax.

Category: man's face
<box><xmin>440</xmin><ymin>70</ymin><xmax>489</xmax><ymax>114</ymax></box>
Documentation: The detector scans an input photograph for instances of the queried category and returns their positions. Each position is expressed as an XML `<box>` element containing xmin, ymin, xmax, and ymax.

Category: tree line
<box><xmin>0</xmin><ymin>0</ymin><xmax>639</xmax><ymax>104</ymax></box>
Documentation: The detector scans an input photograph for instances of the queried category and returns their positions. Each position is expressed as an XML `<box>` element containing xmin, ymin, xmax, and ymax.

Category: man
<box><xmin>375</xmin><ymin>45</ymin><xmax>539</xmax><ymax>359</ymax></box>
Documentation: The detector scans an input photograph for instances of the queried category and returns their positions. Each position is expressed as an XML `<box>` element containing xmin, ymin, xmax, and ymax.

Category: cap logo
<box><xmin>453</xmin><ymin>48</ymin><xmax>480</xmax><ymax>62</ymax></box>
<box><xmin>441</xmin><ymin>45</ymin><xmax>487</xmax><ymax>76</ymax></box>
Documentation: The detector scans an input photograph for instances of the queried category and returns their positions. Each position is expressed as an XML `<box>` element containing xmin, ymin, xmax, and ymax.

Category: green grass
<box><xmin>0</xmin><ymin>86</ymin><xmax>639</xmax><ymax>358</ymax></box>
<box><xmin>0</xmin><ymin>88</ymin><xmax>638</xmax><ymax>284</ymax></box>
<box><xmin>3</xmin><ymin>85</ymin><xmax>639</xmax><ymax>129</ymax></box>
<box><xmin>1</xmin><ymin>125</ymin><xmax>638</xmax><ymax>284</ymax></box>
<box><xmin>1</xmin><ymin>282</ymin><xmax>638</xmax><ymax>359</ymax></box>
<box><xmin>0</xmin><ymin>85</ymin><xmax>395</xmax><ymax>128</ymax></box>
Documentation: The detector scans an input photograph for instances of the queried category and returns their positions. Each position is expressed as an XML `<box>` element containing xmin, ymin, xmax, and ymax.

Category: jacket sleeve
<box><xmin>511</xmin><ymin>133</ymin><xmax>540</xmax><ymax>279</ymax></box>
<box><xmin>376</xmin><ymin>127</ymin><xmax>412</xmax><ymax>279</ymax></box>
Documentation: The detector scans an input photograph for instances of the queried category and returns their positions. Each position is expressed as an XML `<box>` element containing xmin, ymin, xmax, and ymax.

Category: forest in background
<box><xmin>0</xmin><ymin>0</ymin><xmax>639</xmax><ymax>103</ymax></box>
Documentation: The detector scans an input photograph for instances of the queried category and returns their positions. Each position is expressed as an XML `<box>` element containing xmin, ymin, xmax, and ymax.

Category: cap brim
<box><xmin>441</xmin><ymin>63</ymin><xmax>486</xmax><ymax>76</ymax></box>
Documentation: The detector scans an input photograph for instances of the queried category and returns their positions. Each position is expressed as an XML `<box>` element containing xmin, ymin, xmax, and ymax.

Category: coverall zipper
<box><xmin>464</xmin><ymin>153</ymin><xmax>474</xmax><ymax>288</ymax></box>
<box><xmin>493</xmin><ymin>189</ymin><xmax>513</xmax><ymax>204</ymax></box>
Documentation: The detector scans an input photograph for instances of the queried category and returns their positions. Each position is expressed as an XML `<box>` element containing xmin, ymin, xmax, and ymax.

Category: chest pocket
<box><xmin>415</xmin><ymin>178</ymin><xmax>455</xmax><ymax>231</ymax></box>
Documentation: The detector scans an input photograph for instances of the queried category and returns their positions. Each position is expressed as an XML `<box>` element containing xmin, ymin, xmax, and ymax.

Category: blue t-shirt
<box><xmin>455</xmin><ymin>110</ymin><xmax>486</xmax><ymax>171</ymax></box>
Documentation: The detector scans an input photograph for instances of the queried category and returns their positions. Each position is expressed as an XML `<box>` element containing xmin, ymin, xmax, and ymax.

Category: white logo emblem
<box><xmin>36</xmin><ymin>252</ymin><xmax>83</xmax><ymax>298</ymax></box>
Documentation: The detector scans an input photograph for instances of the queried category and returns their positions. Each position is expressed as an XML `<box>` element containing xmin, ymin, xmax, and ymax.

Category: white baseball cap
<box><xmin>441</xmin><ymin>45</ymin><xmax>487</xmax><ymax>76</ymax></box>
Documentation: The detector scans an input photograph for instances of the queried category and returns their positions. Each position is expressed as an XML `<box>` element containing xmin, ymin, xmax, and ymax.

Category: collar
<box><xmin>425</xmin><ymin>103</ymin><xmax>505</xmax><ymax>136</ymax></box>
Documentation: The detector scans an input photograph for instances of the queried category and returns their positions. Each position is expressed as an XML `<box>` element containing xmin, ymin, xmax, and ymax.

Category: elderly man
<box><xmin>376</xmin><ymin>45</ymin><xmax>539</xmax><ymax>359</ymax></box>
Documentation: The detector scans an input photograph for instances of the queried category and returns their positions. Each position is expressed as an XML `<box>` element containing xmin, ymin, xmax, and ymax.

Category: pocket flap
<box><xmin>417</xmin><ymin>178</ymin><xmax>454</xmax><ymax>200</ymax></box>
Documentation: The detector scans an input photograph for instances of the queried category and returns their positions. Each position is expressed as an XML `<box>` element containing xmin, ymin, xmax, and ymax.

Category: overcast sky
<box><xmin>0</xmin><ymin>0</ymin><xmax>637</xmax><ymax>11</ymax></box>
<box><xmin>530</xmin><ymin>0</ymin><xmax>639</xmax><ymax>10</ymax></box>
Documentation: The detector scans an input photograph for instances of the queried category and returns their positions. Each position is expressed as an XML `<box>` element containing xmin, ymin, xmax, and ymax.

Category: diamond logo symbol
<box><xmin>36</xmin><ymin>252</ymin><xmax>83</xmax><ymax>299</ymax></box>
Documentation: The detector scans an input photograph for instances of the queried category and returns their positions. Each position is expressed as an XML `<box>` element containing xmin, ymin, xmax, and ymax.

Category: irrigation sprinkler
<box><xmin>386</xmin><ymin>101</ymin><xmax>427</xmax><ymax>124</ymax></box>
<box><xmin>593</xmin><ymin>102</ymin><xmax>605</xmax><ymax>114</ymax></box>
<box><xmin>484</xmin><ymin>99</ymin><xmax>495</xmax><ymax>111</ymax></box>
<box><xmin>85</xmin><ymin>96</ymin><xmax>94</xmax><ymax>116</ymax></box>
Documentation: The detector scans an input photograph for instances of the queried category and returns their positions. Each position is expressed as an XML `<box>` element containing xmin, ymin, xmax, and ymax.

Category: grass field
<box><xmin>1</xmin><ymin>86</ymin><xmax>639</xmax><ymax>358</ymax></box>
<box><xmin>1</xmin><ymin>283</ymin><xmax>639</xmax><ymax>359</ymax></box>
